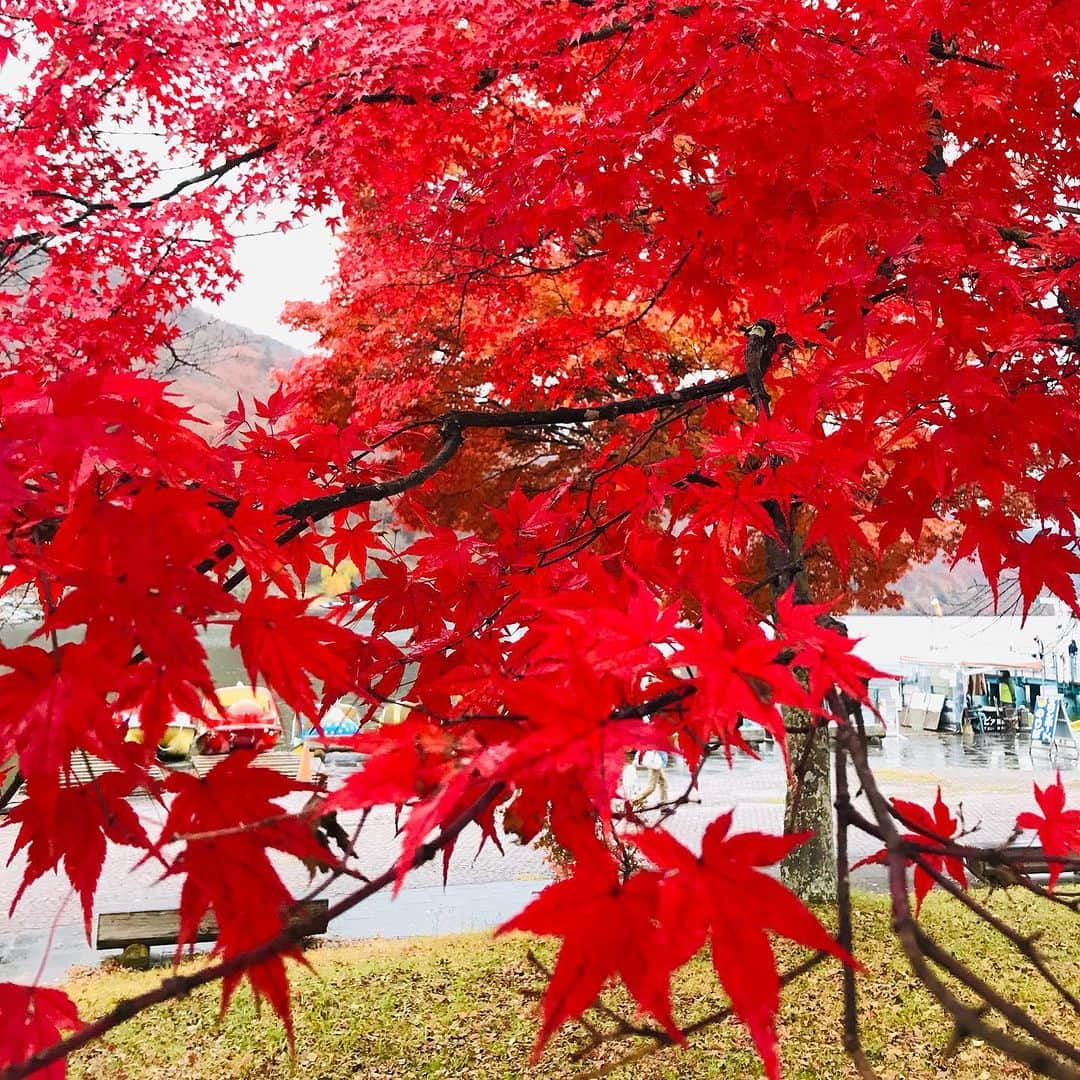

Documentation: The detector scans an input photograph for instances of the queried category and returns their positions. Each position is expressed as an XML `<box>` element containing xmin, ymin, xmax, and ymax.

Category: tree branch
<box><xmin>839</xmin><ymin>724</ymin><xmax>1080</xmax><ymax>1079</ymax></box>
<box><xmin>279</xmin><ymin>370</ymin><xmax>749</xmax><ymax>523</ymax></box>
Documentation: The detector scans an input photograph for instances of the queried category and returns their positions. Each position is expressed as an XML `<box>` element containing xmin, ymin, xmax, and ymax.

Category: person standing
<box><xmin>633</xmin><ymin>749</ymin><xmax>669</xmax><ymax>808</ymax></box>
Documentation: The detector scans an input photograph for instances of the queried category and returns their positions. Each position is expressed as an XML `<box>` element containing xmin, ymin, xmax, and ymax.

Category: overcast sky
<box><xmin>208</xmin><ymin>214</ymin><xmax>338</xmax><ymax>352</ymax></box>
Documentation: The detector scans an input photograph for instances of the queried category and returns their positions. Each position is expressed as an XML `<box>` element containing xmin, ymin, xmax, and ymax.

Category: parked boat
<box><xmin>297</xmin><ymin>701</ymin><xmax>363</xmax><ymax>758</ymax></box>
<box><xmin>297</xmin><ymin>698</ymin><xmax>414</xmax><ymax>758</ymax></box>
<box><xmin>116</xmin><ymin>709</ymin><xmax>200</xmax><ymax>761</ymax></box>
<box><xmin>195</xmin><ymin>684</ymin><xmax>282</xmax><ymax>755</ymax></box>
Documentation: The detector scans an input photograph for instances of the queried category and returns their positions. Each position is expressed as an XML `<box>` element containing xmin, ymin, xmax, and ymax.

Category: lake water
<box><xmin>4</xmin><ymin>611</ymin><xmax>1078</xmax><ymax>747</ymax></box>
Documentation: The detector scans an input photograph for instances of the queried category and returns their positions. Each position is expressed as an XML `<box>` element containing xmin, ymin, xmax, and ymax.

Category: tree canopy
<box><xmin>1</xmin><ymin>2</ymin><xmax>1080</xmax><ymax>1077</ymax></box>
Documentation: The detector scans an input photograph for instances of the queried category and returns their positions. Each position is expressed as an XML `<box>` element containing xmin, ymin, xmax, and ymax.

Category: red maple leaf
<box><xmin>161</xmin><ymin>755</ymin><xmax>332</xmax><ymax>1035</ymax></box>
<box><xmin>853</xmin><ymin>788</ymin><xmax>966</xmax><ymax>912</ymax></box>
<box><xmin>1015</xmin><ymin>773</ymin><xmax>1080</xmax><ymax>889</ymax></box>
<box><xmin>498</xmin><ymin>833</ymin><xmax>682</xmax><ymax>1055</ymax></box>
<box><xmin>230</xmin><ymin>585</ymin><xmax>361</xmax><ymax>718</ymax></box>
<box><xmin>6</xmin><ymin>772</ymin><xmax>149</xmax><ymax>939</ymax></box>
<box><xmin>952</xmin><ymin>507</ymin><xmax>1025</xmax><ymax>608</ymax></box>
<box><xmin>0</xmin><ymin>642</ymin><xmax>124</xmax><ymax>782</ymax></box>
<box><xmin>331</xmin><ymin>717</ymin><xmax>510</xmax><ymax>888</ymax></box>
<box><xmin>633</xmin><ymin>817</ymin><xmax>855</xmax><ymax>1080</ymax></box>
<box><xmin>329</xmin><ymin>715</ymin><xmax>468</xmax><ymax>810</ymax></box>
<box><xmin>0</xmin><ymin>983</ymin><xmax>81</xmax><ymax>1080</ymax></box>
<box><xmin>253</xmin><ymin>384</ymin><xmax>299</xmax><ymax>424</ymax></box>
<box><xmin>221</xmin><ymin>393</ymin><xmax>248</xmax><ymax>439</ymax></box>
<box><xmin>773</xmin><ymin>589</ymin><xmax>884</xmax><ymax>710</ymax></box>
<box><xmin>1016</xmin><ymin>533</ymin><xmax>1080</xmax><ymax>616</ymax></box>
<box><xmin>674</xmin><ymin>615</ymin><xmax>809</xmax><ymax>762</ymax></box>
<box><xmin>503</xmin><ymin>817</ymin><xmax>852</xmax><ymax>1080</ymax></box>
<box><xmin>350</xmin><ymin>555</ymin><xmax>445</xmax><ymax>641</ymax></box>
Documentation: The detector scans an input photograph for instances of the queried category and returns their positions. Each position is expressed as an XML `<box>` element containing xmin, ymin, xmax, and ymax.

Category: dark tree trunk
<box><xmin>744</xmin><ymin>319</ymin><xmax>837</xmax><ymax>903</ymax></box>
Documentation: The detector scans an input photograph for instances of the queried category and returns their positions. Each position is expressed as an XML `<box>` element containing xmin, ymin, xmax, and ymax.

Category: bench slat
<box><xmin>968</xmin><ymin>846</ymin><xmax>1079</xmax><ymax>886</ymax></box>
<box><xmin>96</xmin><ymin>899</ymin><xmax>329</xmax><ymax>950</ymax></box>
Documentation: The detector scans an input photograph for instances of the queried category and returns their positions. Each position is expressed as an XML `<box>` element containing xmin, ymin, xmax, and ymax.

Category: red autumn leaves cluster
<box><xmin>857</xmin><ymin>777</ymin><xmax>1080</xmax><ymax>909</ymax></box>
<box><xmin>502</xmin><ymin>818</ymin><xmax>854</xmax><ymax>1080</ymax></box>
<box><xmin>2</xmin><ymin>0</ymin><xmax>1080</xmax><ymax>1076</ymax></box>
<box><xmin>1017</xmin><ymin>775</ymin><xmax>1080</xmax><ymax>889</ymax></box>
<box><xmin>854</xmin><ymin>789</ymin><xmax>968</xmax><ymax>913</ymax></box>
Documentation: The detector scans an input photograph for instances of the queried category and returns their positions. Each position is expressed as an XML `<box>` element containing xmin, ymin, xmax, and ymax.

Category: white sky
<box><xmin>209</xmin><ymin>215</ymin><xmax>338</xmax><ymax>351</ymax></box>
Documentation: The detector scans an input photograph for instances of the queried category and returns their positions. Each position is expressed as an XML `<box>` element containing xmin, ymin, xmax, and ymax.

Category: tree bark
<box><xmin>742</xmin><ymin>319</ymin><xmax>837</xmax><ymax>903</ymax></box>
<box><xmin>780</xmin><ymin>711</ymin><xmax>836</xmax><ymax>903</ymax></box>
<box><xmin>763</xmin><ymin>528</ymin><xmax>837</xmax><ymax>903</ymax></box>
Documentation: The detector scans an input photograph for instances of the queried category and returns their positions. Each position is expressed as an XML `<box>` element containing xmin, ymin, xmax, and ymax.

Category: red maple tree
<box><xmin>1</xmin><ymin>2</ymin><xmax>1079</xmax><ymax>1077</ymax></box>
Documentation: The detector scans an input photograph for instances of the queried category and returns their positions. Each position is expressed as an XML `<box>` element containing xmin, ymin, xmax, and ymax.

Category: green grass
<box><xmin>67</xmin><ymin>893</ymin><xmax>1079</xmax><ymax>1079</ymax></box>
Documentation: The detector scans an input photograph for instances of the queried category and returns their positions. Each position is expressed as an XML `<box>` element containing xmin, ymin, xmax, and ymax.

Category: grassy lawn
<box><xmin>67</xmin><ymin>892</ymin><xmax>1079</xmax><ymax>1079</ymax></box>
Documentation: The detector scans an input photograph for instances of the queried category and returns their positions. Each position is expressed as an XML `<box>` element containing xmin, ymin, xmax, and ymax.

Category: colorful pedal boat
<box><xmin>116</xmin><ymin>709</ymin><xmax>200</xmax><ymax>761</ymax></box>
<box><xmin>116</xmin><ymin>684</ymin><xmax>282</xmax><ymax>759</ymax></box>
<box><xmin>195</xmin><ymin>684</ymin><xmax>282</xmax><ymax>755</ymax></box>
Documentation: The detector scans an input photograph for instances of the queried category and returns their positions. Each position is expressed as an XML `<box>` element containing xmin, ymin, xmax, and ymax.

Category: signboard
<box><xmin>1032</xmin><ymin>697</ymin><xmax>1078</xmax><ymax>757</ymax></box>
<box><xmin>1032</xmin><ymin>699</ymin><xmax>1055</xmax><ymax>745</ymax></box>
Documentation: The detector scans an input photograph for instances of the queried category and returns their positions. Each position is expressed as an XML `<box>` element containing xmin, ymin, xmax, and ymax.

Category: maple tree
<box><xmin>290</xmin><ymin>284</ymin><xmax>953</xmax><ymax>614</ymax></box>
<box><xmin>2</xmin><ymin>1</ymin><xmax>1080</xmax><ymax>1078</ymax></box>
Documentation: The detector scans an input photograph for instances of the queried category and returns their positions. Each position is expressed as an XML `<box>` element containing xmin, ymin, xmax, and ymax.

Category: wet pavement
<box><xmin>1</xmin><ymin>725</ymin><xmax>1075</xmax><ymax>985</ymax></box>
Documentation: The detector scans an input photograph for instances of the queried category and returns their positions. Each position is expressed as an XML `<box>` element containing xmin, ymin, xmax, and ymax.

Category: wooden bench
<box><xmin>95</xmin><ymin>899</ymin><xmax>330</xmax><ymax>951</ymax></box>
<box><xmin>968</xmin><ymin>846</ymin><xmax>1079</xmax><ymax>887</ymax></box>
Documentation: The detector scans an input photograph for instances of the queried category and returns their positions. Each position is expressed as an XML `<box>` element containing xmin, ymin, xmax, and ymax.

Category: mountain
<box><xmin>162</xmin><ymin>308</ymin><xmax>302</xmax><ymax>425</ymax></box>
<box><xmin>886</xmin><ymin>554</ymin><xmax>989</xmax><ymax>615</ymax></box>
<box><xmin>864</xmin><ymin>554</ymin><xmax>1061</xmax><ymax>617</ymax></box>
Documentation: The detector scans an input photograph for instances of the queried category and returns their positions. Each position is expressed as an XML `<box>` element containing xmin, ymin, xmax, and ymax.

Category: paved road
<box><xmin>1</xmin><ymin>729</ymin><xmax>1075</xmax><ymax>983</ymax></box>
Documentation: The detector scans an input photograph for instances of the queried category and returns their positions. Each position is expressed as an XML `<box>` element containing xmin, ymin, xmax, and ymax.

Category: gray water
<box><xmin>3</xmin><ymin>610</ymin><xmax>1075</xmax><ymax>771</ymax></box>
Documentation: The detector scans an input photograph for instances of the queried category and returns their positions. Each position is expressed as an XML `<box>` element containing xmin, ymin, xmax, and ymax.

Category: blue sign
<box><xmin>1032</xmin><ymin>700</ymin><xmax>1055</xmax><ymax>745</ymax></box>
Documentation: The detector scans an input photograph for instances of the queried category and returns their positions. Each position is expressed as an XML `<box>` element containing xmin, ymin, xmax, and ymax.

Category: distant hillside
<box><xmin>859</xmin><ymin>553</ymin><xmax>1058</xmax><ymax>617</ymax></box>
<box><xmin>161</xmin><ymin>307</ymin><xmax>302</xmax><ymax>426</ymax></box>
<box><xmin>886</xmin><ymin>554</ymin><xmax>989</xmax><ymax>615</ymax></box>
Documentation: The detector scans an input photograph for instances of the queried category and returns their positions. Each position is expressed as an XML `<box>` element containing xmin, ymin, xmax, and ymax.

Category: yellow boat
<box><xmin>117</xmin><ymin>709</ymin><xmax>199</xmax><ymax>761</ymax></box>
<box><xmin>116</xmin><ymin>684</ymin><xmax>281</xmax><ymax>760</ymax></box>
